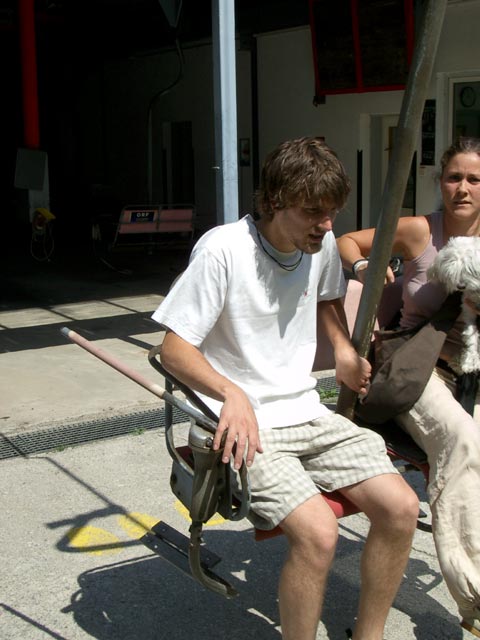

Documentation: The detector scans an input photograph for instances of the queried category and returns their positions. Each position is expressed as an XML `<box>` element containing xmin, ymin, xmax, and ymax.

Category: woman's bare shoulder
<box><xmin>395</xmin><ymin>215</ymin><xmax>431</xmax><ymax>258</ymax></box>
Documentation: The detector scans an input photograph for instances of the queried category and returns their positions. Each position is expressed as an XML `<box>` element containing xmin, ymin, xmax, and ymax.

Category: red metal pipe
<box><xmin>18</xmin><ymin>0</ymin><xmax>40</xmax><ymax>149</ymax></box>
<box><xmin>405</xmin><ymin>0</ymin><xmax>415</xmax><ymax>66</ymax></box>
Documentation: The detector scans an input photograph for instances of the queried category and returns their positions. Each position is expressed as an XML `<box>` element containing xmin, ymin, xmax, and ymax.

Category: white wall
<box><xmin>257</xmin><ymin>27</ymin><xmax>406</xmax><ymax>235</ymax></box>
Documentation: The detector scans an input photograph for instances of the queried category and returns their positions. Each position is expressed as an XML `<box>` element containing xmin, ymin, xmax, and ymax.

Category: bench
<box><xmin>111</xmin><ymin>204</ymin><xmax>195</xmax><ymax>250</ymax></box>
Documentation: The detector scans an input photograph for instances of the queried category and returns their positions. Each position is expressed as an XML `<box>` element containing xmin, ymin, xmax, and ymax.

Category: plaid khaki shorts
<box><xmin>247</xmin><ymin>413</ymin><xmax>397</xmax><ymax>530</ymax></box>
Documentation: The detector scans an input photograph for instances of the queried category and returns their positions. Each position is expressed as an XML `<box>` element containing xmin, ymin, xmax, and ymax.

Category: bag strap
<box><xmin>356</xmin><ymin>292</ymin><xmax>463</xmax><ymax>424</ymax></box>
<box><xmin>427</xmin><ymin>290</ymin><xmax>463</xmax><ymax>332</ymax></box>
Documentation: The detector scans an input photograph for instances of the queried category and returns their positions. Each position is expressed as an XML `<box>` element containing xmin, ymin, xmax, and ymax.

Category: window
<box><xmin>452</xmin><ymin>81</ymin><xmax>480</xmax><ymax>140</ymax></box>
<box><xmin>309</xmin><ymin>0</ymin><xmax>414</xmax><ymax>96</ymax></box>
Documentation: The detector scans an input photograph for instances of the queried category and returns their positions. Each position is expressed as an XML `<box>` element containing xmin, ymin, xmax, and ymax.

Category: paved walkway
<box><xmin>0</xmin><ymin>246</ymin><xmax>471</xmax><ymax>639</ymax></box>
<box><xmin>1</xmin><ymin>247</ymin><xmax>182</xmax><ymax>436</ymax></box>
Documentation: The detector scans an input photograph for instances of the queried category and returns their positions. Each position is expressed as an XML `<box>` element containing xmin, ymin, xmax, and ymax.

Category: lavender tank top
<box><xmin>399</xmin><ymin>211</ymin><xmax>464</xmax><ymax>362</ymax></box>
<box><xmin>399</xmin><ymin>211</ymin><xmax>447</xmax><ymax>329</ymax></box>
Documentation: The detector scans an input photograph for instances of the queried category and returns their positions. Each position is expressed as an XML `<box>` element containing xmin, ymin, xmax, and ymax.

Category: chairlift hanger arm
<box><xmin>336</xmin><ymin>0</ymin><xmax>448</xmax><ymax>419</ymax></box>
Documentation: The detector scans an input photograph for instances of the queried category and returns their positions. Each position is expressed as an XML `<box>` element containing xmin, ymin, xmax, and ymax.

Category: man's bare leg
<box><xmin>340</xmin><ymin>474</ymin><xmax>419</xmax><ymax>640</ymax></box>
<box><xmin>278</xmin><ymin>494</ymin><xmax>339</xmax><ymax>640</ymax></box>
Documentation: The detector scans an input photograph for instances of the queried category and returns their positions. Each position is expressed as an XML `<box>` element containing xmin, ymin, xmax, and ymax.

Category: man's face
<box><xmin>268</xmin><ymin>205</ymin><xmax>338</xmax><ymax>254</ymax></box>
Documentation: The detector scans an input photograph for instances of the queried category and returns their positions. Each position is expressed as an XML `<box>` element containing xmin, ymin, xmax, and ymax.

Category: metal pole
<box><xmin>61</xmin><ymin>327</ymin><xmax>218</xmax><ymax>433</ymax></box>
<box><xmin>336</xmin><ymin>0</ymin><xmax>448</xmax><ymax>419</ymax></box>
<box><xmin>212</xmin><ymin>0</ymin><xmax>239</xmax><ymax>224</ymax></box>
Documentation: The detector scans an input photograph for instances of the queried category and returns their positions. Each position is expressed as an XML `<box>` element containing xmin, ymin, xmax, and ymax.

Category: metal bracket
<box><xmin>141</xmin><ymin>520</ymin><xmax>238</xmax><ymax>598</ymax></box>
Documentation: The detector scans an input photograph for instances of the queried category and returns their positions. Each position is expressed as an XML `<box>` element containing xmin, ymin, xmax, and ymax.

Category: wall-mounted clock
<box><xmin>460</xmin><ymin>86</ymin><xmax>476</xmax><ymax>108</ymax></box>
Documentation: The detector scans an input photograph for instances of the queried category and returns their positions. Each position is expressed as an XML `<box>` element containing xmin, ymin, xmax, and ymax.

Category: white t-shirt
<box><xmin>152</xmin><ymin>214</ymin><xmax>346</xmax><ymax>429</ymax></box>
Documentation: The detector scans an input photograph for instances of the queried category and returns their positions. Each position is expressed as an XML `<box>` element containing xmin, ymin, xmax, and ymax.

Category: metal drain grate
<box><xmin>0</xmin><ymin>377</ymin><xmax>338</xmax><ymax>461</ymax></box>
<box><xmin>0</xmin><ymin>405</ymin><xmax>185</xmax><ymax>461</ymax></box>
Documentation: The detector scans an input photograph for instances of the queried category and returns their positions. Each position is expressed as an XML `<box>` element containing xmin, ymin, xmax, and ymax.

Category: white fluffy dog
<box><xmin>427</xmin><ymin>235</ymin><xmax>480</xmax><ymax>374</ymax></box>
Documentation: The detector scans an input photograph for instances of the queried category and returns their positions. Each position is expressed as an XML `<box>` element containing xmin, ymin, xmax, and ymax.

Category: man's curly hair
<box><xmin>255</xmin><ymin>137</ymin><xmax>351</xmax><ymax>219</ymax></box>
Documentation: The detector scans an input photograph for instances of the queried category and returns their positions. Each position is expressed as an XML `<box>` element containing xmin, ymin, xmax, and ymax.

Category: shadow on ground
<box><xmin>0</xmin><ymin>244</ymin><xmax>190</xmax><ymax>353</ymax></box>
<box><xmin>54</xmin><ymin>527</ymin><xmax>461</xmax><ymax>640</ymax></box>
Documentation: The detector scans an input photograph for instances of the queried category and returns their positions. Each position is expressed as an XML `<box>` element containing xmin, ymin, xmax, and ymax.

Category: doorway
<box><xmin>365</xmin><ymin>114</ymin><xmax>416</xmax><ymax>228</ymax></box>
<box><xmin>381</xmin><ymin>115</ymin><xmax>416</xmax><ymax>217</ymax></box>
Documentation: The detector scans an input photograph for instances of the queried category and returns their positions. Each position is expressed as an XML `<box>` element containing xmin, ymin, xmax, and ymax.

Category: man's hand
<box><xmin>160</xmin><ymin>331</ymin><xmax>263</xmax><ymax>470</ymax></box>
<box><xmin>316</xmin><ymin>298</ymin><xmax>371</xmax><ymax>396</ymax></box>
<box><xmin>334</xmin><ymin>346</ymin><xmax>372</xmax><ymax>396</ymax></box>
<box><xmin>213</xmin><ymin>385</ymin><xmax>263</xmax><ymax>470</ymax></box>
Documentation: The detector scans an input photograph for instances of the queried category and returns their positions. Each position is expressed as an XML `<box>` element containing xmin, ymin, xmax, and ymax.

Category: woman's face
<box><xmin>440</xmin><ymin>152</ymin><xmax>480</xmax><ymax>222</ymax></box>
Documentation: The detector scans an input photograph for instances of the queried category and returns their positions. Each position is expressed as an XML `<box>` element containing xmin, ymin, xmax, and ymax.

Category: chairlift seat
<box><xmin>145</xmin><ymin>265</ymin><xmax>430</xmax><ymax>596</ymax></box>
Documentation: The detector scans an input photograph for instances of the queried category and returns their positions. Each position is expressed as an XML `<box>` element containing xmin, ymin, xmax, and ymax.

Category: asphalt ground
<box><xmin>0</xmin><ymin>243</ymin><xmax>472</xmax><ymax>639</ymax></box>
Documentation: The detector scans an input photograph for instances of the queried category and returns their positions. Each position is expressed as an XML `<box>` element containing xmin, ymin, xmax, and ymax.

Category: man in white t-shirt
<box><xmin>152</xmin><ymin>137</ymin><xmax>418</xmax><ymax>640</ymax></box>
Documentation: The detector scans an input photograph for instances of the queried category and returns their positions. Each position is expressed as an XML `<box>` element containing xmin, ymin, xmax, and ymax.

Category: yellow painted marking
<box><xmin>174</xmin><ymin>500</ymin><xmax>226</xmax><ymax>526</ymax></box>
<box><xmin>66</xmin><ymin>526</ymin><xmax>121</xmax><ymax>556</ymax></box>
<box><xmin>117</xmin><ymin>512</ymin><xmax>159</xmax><ymax>538</ymax></box>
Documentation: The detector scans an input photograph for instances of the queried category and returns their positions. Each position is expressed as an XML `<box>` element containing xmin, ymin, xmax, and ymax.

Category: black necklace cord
<box><xmin>255</xmin><ymin>227</ymin><xmax>304</xmax><ymax>271</ymax></box>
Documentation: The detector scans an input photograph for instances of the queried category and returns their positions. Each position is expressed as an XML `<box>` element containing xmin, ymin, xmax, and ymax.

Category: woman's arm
<box><xmin>337</xmin><ymin>216</ymin><xmax>431</xmax><ymax>284</ymax></box>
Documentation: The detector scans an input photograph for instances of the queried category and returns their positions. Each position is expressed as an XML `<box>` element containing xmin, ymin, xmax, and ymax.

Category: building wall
<box><xmin>89</xmin><ymin>43</ymin><xmax>218</xmax><ymax>231</ymax></box>
<box><xmin>77</xmin><ymin>1</ymin><xmax>480</xmax><ymax>237</ymax></box>
<box><xmin>256</xmin><ymin>26</ymin><xmax>405</xmax><ymax>235</ymax></box>
<box><xmin>256</xmin><ymin>0</ymin><xmax>480</xmax><ymax>235</ymax></box>
<box><xmin>77</xmin><ymin>41</ymin><xmax>253</xmax><ymax>233</ymax></box>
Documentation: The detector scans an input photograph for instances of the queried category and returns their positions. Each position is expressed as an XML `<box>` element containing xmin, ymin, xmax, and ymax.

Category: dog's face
<box><xmin>427</xmin><ymin>236</ymin><xmax>480</xmax><ymax>305</ymax></box>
